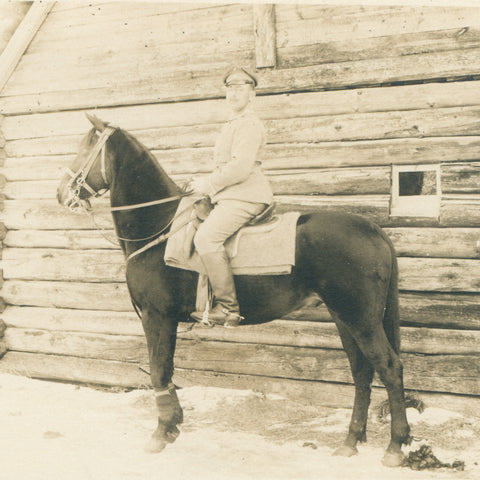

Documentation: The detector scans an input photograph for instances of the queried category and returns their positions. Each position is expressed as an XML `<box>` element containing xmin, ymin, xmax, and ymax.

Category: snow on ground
<box><xmin>0</xmin><ymin>373</ymin><xmax>479</xmax><ymax>480</ymax></box>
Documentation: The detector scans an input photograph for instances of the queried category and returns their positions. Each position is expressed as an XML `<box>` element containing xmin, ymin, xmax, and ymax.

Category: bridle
<box><xmin>63</xmin><ymin>125</ymin><xmax>196</xmax><ymax>255</ymax></box>
<box><xmin>64</xmin><ymin>126</ymin><xmax>115</xmax><ymax>213</ymax></box>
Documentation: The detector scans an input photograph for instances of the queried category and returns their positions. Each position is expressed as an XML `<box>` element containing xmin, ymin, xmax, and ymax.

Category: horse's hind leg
<box><xmin>352</xmin><ymin>327</ymin><xmax>410</xmax><ymax>467</ymax></box>
<box><xmin>333</xmin><ymin>318</ymin><xmax>374</xmax><ymax>457</ymax></box>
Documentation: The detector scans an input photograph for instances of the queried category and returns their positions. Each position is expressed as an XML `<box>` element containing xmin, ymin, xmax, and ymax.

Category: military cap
<box><xmin>223</xmin><ymin>67</ymin><xmax>258</xmax><ymax>88</ymax></box>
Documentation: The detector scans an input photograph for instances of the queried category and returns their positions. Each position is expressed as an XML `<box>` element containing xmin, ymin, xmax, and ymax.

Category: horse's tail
<box><xmin>382</xmin><ymin>237</ymin><xmax>401</xmax><ymax>354</ymax></box>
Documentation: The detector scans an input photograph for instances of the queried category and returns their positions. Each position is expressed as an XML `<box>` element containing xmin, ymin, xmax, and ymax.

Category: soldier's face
<box><xmin>226</xmin><ymin>84</ymin><xmax>255</xmax><ymax>114</ymax></box>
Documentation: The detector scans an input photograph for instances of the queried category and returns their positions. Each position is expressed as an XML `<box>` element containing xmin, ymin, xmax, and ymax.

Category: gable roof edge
<box><xmin>0</xmin><ymin>2</ymin><xmax>55</xmax><ymax>96</ymax></box>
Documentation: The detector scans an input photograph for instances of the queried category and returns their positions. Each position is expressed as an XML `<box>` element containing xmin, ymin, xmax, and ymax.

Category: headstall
<box><xmin>64</xmin><ymin>126</ymin><xmax>116</xmax><ymax>212</ymax></box>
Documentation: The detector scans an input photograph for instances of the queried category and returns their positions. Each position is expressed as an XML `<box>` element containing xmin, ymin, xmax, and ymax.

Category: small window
<box><xmin>391</xmin><ymin>165</ymin><xmax>441</xmax><ymax>217</ymax></box>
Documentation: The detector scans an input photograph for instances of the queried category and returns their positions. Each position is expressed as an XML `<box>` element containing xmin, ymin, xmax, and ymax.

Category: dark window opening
<box><xmin>399</xmin><ymin>170</ymin><xmax>437</xmax><ymax>196</ymax></box>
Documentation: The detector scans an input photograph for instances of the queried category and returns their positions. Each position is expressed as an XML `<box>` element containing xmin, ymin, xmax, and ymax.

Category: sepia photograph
<box><xmin>0</xmin><ymin>0</ymin><xmax>479</xmax><ymax>478</ymax></box>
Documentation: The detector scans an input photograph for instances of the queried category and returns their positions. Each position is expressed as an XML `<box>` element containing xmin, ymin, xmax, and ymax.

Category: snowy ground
<box><xmin>0</xmin><ymin>373</ymin><xmax>479</xmax><ymax>480</ymax></box>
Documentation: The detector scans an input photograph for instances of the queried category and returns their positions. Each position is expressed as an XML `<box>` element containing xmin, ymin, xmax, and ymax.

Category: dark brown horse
<box><xmin>57</xmin><ymin>115</ymin><xmax>411</xmax><ymax>467</ymax></box>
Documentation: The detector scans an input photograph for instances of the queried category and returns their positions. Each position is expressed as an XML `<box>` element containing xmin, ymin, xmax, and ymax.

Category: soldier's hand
<box><xmin>190</xmin><ymin>177</ymin><xmax>210</xmax><ymax>194</ymax></box>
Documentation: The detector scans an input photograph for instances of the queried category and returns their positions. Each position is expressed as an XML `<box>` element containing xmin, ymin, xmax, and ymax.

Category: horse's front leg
<box><xmin>141</xmin><ymin>308</ymin><xmax>183</xmax><ymax>453</ymax></box>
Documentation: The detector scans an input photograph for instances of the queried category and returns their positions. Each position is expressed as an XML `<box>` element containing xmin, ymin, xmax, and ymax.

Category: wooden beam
<box><xmin>253</xmin><ymin>4</ymin><xmax>277</xmax><ymax>69</ymax></box>
<box><xmin>0</xmin><ymin>351</ymin><xmax>150</xmax><ymax>388</ymax></box>
<box><xmin>3</xmin><ymin>280</ymin><xmax>480</xmax><ymax>329</ymax></box>
<box><xmin>0</xmin><ymin>2</ymin><xmax>55</xmax><ymax>94</ymax></box>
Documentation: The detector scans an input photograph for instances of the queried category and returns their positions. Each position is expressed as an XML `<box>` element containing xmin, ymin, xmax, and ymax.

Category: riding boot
<box><xmin>190</xmin><ymin>250</ymin><xmax>243</xmax><ymax>327</ymax></box>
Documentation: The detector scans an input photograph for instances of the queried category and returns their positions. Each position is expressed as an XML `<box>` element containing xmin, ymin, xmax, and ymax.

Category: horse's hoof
<box><xmin>144</xmin><ymin>435</ymin><xmax>168</xmax><ymax>453</ymax></box>
<box><xmin>333</xmin><ymin>445</ymin><xmax>358</xmax><ymax>457</ymax></box>
<box><xmin>382</xmin><ymin>450</ymin><xmax>406</xmax><ymax>468</ymax></box>
<box><xmin>165</xmin><ymin>426</ymin><xmax>180</xmax><ymax>444</ymax></box>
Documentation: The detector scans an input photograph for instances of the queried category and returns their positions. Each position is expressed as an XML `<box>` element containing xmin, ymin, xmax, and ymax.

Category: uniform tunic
<box><xmin>194</xmin><ymin>109</ymin><xmax>274</xmax><ymax>255</ymax></box>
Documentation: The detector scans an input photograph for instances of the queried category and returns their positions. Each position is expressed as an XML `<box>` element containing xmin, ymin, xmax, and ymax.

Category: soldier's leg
<box><xmin>192</xmin><ymin>200</ymin><xmax>264</xmax><ymax>325</ymax></box>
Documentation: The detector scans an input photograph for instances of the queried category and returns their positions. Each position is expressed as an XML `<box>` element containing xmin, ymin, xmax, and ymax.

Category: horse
<box><xmin>56</xmin><ymin>114</ymin><xmax>411</xmax><ymax>467</ymax></box>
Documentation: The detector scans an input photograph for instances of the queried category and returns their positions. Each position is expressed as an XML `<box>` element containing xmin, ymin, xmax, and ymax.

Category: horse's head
<box><xmin>57</xmin><ymin>113</ymin><xmax>115</xmax><ymax>213</ymax></box>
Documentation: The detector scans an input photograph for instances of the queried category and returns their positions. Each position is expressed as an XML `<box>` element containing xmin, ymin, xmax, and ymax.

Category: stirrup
<box><xmin>190</xmin><ymin>305</ymin><xmax>243</xmax><ymax>328</ymax></box>
<box><xmin>221</xmin><ymin>309</ymin><xmax>244</xmax><ymax>328</ymax></box>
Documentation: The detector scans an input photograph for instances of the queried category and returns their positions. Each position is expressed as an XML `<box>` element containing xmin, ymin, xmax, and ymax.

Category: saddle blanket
<box><xmin>164</xmin><ymin>198</ymin><xmax>300</xmax><ymax>276</ymax></box>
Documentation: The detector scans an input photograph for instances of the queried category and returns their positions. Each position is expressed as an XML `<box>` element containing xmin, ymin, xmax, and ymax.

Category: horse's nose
<box><xmin>56</xmin><ymin>186</ymin><xmax>66</xmax><ymax>205</ymax></box>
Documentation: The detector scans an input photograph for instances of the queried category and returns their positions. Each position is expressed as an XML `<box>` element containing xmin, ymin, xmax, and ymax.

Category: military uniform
<box><xmin>194</xmin><ymin>108</ymin><xmax>273</xmax><ymax>254</ymax></box>
<box><xmin>191</xmin><ymin>67</ymin><xmax>273</xmax><ymax>326</ymax></box>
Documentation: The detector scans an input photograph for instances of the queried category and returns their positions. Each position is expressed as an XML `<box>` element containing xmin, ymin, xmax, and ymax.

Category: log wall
<box><xmin>0</xmin><ymin>2</ymin><xmax>479</xmax><ymax>408</ymax></box>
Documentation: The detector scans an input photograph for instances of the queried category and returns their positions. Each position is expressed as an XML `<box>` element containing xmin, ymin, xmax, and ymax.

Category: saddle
<box><xmin>164</xmin><ymin>197</ymin><xmax>299</xmax><ymax>276</ymax></box>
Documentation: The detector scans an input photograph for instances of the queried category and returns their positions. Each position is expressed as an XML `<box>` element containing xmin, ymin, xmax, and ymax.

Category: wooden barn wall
<box><xmin>0</xmin><ymin>2</ymin><xmax>480</xmax><ymax>404</ymax></box>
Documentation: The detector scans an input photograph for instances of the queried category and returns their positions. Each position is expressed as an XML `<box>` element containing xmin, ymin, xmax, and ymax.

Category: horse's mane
<box><xmin>117</xmin><ymin>127</ymin><xmax>182</xmax><ymax>193</ymax></box>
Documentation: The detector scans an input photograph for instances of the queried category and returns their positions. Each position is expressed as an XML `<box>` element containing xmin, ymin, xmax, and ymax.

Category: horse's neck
<box><xmin>109</xmin><ymin>132</ymin><xmax>181</xmax><ymax>245</ymax></box>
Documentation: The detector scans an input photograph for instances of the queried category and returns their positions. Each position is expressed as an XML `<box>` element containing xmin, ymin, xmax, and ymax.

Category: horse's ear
<box><xmin>85</xmin><ymin>113</ymin><xmax>108</xmax><ymax>132</ymax></box>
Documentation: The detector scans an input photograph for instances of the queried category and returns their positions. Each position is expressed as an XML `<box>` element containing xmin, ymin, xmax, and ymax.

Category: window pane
<box><xmin>399</xmin><ymin>171</ymin><xmax>437</xmax><ymax>196</ymax></box>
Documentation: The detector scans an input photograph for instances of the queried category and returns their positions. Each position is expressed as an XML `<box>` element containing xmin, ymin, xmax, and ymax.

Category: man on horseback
<box><xmin>189</xmin><ymin>67</ymin><xmax>274</xmax><ymax>327</ymax></box>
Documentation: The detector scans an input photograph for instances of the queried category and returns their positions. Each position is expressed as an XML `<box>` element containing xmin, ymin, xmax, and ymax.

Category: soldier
<box><xmin>189</xmin><ymin>67</ymin><xmax>274</xmax><ymax>327</ymax></box>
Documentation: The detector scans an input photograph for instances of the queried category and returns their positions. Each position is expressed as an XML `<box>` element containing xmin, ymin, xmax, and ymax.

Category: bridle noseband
<box><xmin>64</xmin><ymin>126</ymin><xmax>115</xmax><ymax>212</ymax></box>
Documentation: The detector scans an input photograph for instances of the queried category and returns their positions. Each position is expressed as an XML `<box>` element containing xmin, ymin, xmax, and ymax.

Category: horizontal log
<box><xmin>277</xmin><ymin>25</ymin><xmax>480</xmax><ymax>69</ymax></box>
<box><xmin>2</xmin><ymin>196</ymin><xmax>392</xmax><ymax>230</ymax></box>
<box><xmin>2</xmin><ymin>154</ymin><xmax>74</xmax><ymax>180</ymax></box>
<box><xmin>440</xmin><ymin>195</ymin><xmax>480</xmax><ymax>226</ymax></box>
<box><xmin>2</xmin><ymin>306</ymin><xmax>144</xmax><ymax>336</ymax></box>
<box><xmin>4</xmin><ymin>167</ymin><xmax>392</xmax><ymax>199</ymax></box>
<box><xmin>5</xmin><ymin>328</ymin><xmax>148</xmax><ymax>363</ymax></box>
<box><xmin>1</xmin><ymin>280</ymin><xmax>133</xmax><ymax>312</ymax></box>
<box><xmin>275</xmin><ymin>4</ymin><xmax>478</xmax><ymax>46</ymax></box>
<box><xmin>269</xmin><ymin>168</ymin><xmax>390</xmax><ymax>195</ymax></box>
<box><xmin>442</xmin><ymin>162</ymin><xmax>480</xmax><ymax>194</ymax></box>
<box><xmin>398</xmin><ymin>257</ymin><xmax>480</xmax><ymax>292</ymax></box>
<box><xmin>5</xmin><ymin>81</ymin><xmax>480</xmax><ymax>141</ymax></box>
<box><xmin>2</xmin><ymin>279</ymin><xmax>480</xmax><ymax>329</ymax></box>
<box><xmin>3</xmin><ymin>48</ymin><xmax>480</xmax><ymax>114</ymax></box>
<box><xmin>7</xmin><ymin>227</ymin><xmax>480</xmax><ymax>259</ymax></box>
<box><xmin>1</xmin><ymin>248</ymin><xmax>127</xmax><ymax>282</ymax></box>
<box><xmin>262</xmin><ymin>46</ymin><xmax>480</xmax><ymax>91</ymax></box>
<box><xmin>400</xmin><ymin>292</ymin><xmax>480</xmax><ymax>330</ymax></box>
<box><xmin>2</xmin><ymin>199</ymin><xmax>112</xmax><ymax>230</ymax></box>
<box><xmin>0</xmin><ymin>351</ymin><xmax>150</xmax><ymax>388</ymax></box>
<box><xmin>3</xmin><ymin>229</ymin><xmax>118</xmax><ymax>249</ymax></box>
<box><xmin>4</xmin><ymin>179</ymin><xmax>60</xmax><ymax>200</ymax></box>
<box><xmin>2</xmin><ymin>246</ymin><xmax>480</xmax><ymax>293</ymax></box>
<box><xmin>7</xmin><ymin>106</ymin><xmax>480</xmax><ymax>157</ymax></box>
<box><xmin>4</xmin><ymin>306</ymin><xmax>479</xmax><ymax>355</ymax></box>
<box><xmin>5</xmin><ymin>136</ymin><xmax>480</xmax><ymax>182</ymax></box>
<box><xmin>384</xmin><ymin>227</ymin><xmax>480</xmax><ymax>259</ymax></box>
<box><xmin>4</xmin><ymin>327</ymin><xmax>480</xmax><ymax>395</ymax></box>
<box><xmin>0</xmin><ymin>339</ymin><xmax>6</xmax><ymax>358</ymax></box>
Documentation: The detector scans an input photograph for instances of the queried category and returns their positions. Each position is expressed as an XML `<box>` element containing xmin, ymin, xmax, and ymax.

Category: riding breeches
<box><xmin>193</xmin><ymin>199</ymin><xmax>266</xmax><ymax>255</ymax></box>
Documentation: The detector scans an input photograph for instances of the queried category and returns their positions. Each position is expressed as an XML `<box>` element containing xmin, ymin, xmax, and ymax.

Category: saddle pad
<box><xmin>164</xmin><ymin>199</ymin><xmax>300</xmax><ymax>275</ymax></box>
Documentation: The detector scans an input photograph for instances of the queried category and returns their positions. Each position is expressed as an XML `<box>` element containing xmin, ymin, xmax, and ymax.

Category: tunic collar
<box><xmin>228</xmin><ymin>105</ymin><xmax>254</xmax><ymax>122</ymax></box>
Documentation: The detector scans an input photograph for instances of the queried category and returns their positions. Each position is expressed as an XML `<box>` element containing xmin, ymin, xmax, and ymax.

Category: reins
<box><xmin>111</xmin><ymin>194</ymin><xmax>186</xmax><ymax>212</ymax></box>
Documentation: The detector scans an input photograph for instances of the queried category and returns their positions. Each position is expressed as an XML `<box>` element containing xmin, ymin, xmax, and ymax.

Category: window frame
<box><xmin>390</xmin><ymin>164</ymin><xmax>441</xmax><ymax>218</ymax></box>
